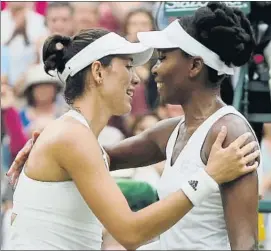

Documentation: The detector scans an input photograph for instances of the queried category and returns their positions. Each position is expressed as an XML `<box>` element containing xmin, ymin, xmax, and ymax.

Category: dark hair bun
<box><xmin>194</xmin><ymin>2</ymin><xmax>256</xmax><ymax>66</ymax></box>
<box><xmin>43</xmin><ymin>35</ymin><xmax>72</xmax><ymax>75</ymax></box>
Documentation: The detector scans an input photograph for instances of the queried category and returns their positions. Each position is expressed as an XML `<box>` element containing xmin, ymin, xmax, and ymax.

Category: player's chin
<box><xmin>122</xmin><ymin>102</ymin><xmax>132</xmax><ymax>115</ymax></box>
<box><xmin>114</xmin><ymin>102</ymin><xmax>132</xmax><ymax>116</ymax></box>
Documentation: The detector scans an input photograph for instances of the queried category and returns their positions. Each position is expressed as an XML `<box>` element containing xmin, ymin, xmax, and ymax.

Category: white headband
<box><xmin>137</xmin><ymin>20</ymin><xmax>234</xmax><ymax>76</ymax></box>
<box><xmin>58</xmin><ymin>32</ymin><xmax>154</xmax><ymax>83</ymax></box>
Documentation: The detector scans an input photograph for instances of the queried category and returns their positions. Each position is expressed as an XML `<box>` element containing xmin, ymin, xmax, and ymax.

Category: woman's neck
<box><xmin>181</xmin><ymin>88</ymin><xmax>225</xmax><ymax>128</ymax></box>
<box><xmin>72</xmin><ymin>95</ymin><xmax>111</xmax><ymax>138</ymax></box>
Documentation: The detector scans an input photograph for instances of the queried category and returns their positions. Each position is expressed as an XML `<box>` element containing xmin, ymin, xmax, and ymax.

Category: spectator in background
<box><xmin>1</xmin><ymin>83</ymin><xmax>26</xmax><ymax>249</ymax></box>
<box><xmin>123</xmin><ymin>8</ymin><xmax>155</xmax><ymax>85</ymax></box>
<box><xmin>1</xmin><ymin>1</ymin><xmax>48</xmax><ymax>16</ymax></box>
<box><xmin>111</xmin><ymin>112</ymin><xmax>164</xmax><ymax>189</ymax></box>
<box><xmin>36</xmin><ymin>2</ymin><xmax>74</xmax><ymax>63</ymax></box>
<box><xmin>121</xmin><ymin>8</ymin><xmax>157</xmax><ymax>132</ymax></box>
<box><xmin>98</xmin><ymin>2</ymin><xmax>120</xmax><ymax>33</ymax></box>
<box><xmin>1</xmin><ymin>2</ymin><xmax>47</xmax><ymax>90</ymax></box>
<box><xmin>99</xmin><ymin>2</ymin><xmax>155</xmax><ymax>35</ymax></box>
<box><xmin>19</xmin><ymin>64</ymin><xmax>66</xmax><ymax>138</ymax></box>
<box><xmin>1</xmin><ymin>46</ymin><xmax>9</xmax><ymax>86</ymax></box>
<box><xmin>1</xmin><ymin>84</ymin><xmax>27</xmax><ymax>163</ymax></box>
<box><xmin>123</xmin><ymin>8</ymin><xmax>155</xmax><ymax>43</ymax></box>
<box><xmin>71</xmin><ymin>2</ymin><xmax>100</xmax><ymax>33</ymax></box>
<box><xmin>1</xmin><ymin>1</ymin><xmax>46</xmax><ymax>44</ymax></box>
<box><xmin>108</xmin><ymin>2</ymin><xmax>153</xmax><ymax>27</ymax></box>
<box><xmin>46</xmin><ymin>2</ymin><xmax>74</xmax><ymax>36</ymax></box>
<box><xmin>98</xmin><ymin>125</ymin><xmax>125</xmax><ymax>148</ymax></box>
<box><xmin>1</xmin><ymin>46</ymin><xmax>26</xmax><ymax>170</ymax></box>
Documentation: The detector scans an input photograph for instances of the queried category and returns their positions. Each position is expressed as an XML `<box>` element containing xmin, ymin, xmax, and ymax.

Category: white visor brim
<box><xmin>58</xmin><ymin>32</ymin><xmax>154</xmax><ymax>83</ymax></box>
<box><xmin>137</xmin><ymin>20</ymin><xmax>234</xmax><ymax>76</ymax></box>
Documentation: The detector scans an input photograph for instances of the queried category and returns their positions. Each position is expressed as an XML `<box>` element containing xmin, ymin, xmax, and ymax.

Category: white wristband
<box><xmin>181</xmin><ymin>169</ymin><xmax>218</xmax><ymax>207</ymax></box>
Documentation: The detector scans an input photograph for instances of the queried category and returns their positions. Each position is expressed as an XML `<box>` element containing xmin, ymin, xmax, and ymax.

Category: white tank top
<box><xmin>157</xmin><ymin>106</ymin><xmax>262</xmax><ymax>250</ymax></box>
<box><xmin>9</xmin><ymin>110</ymin><xmax>109</xmax><ymax>250</ymax></box>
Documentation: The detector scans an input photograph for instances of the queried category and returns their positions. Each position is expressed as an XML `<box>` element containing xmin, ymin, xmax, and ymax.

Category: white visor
<box><xmin>59</xmin><ymin>32</ymin><xmax>154</xmax><ymax>83</ymax></box>
<box><xmin>137</xmin><ymin>20</ymin><xmax>234</xmax><ymax>76</ymax></box>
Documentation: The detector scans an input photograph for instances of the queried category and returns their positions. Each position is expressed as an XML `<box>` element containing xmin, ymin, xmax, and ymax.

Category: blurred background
<box><xmin>1</xmin><ymin>1</ymin><xmax>271</xmax><ymax>250</ymax></box>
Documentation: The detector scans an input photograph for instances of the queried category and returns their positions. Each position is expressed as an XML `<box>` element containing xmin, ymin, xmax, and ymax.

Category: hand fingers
<box><xmin>7</xmin><ymin>173</ymin><xmax>16</xmax><ymax>187</ymax></box>
<box><xmin>32</xmin><ymin>130</ymin><xmax>41</xmax><ymax>143</ymax></box>
<box><xmin>12</xmin><ymin>176</ymin><xmax>19</xmax><ymax>191</ymax></box>
<box><xmin>213</xmin><ymin>126</ymin><xmax>227</xmax><ymax>148</ymax></box>
<box><xmin>243</xmin><ymin>150</ymin><xmax>260</xmax><ymax>164</ymax></box>
<box><xmin>20</xmin><ymin>139</ymin><xmax>33</xmax><ymax>156</ymax></box>
<box><xmin>230</xmin><ymin>132</ymin><xmax>252</xmax><ymax>149</ymax></box>
<box><xmin>7</xmin><ymin>152</ymin><xmax>25</xmax><ymax>176</ymax></box>
<box><xmin>7</xmin><ymin>141</ymin><xmax>32</xmax><ymax>176</ymax></box>
<box><xmin>240</xmin><ymin>141</ymin><xmax>258</xmax><ymax>156</ymax></box>
<box><xmin>11</xmin><ymin>172</ymin><xmax>20</xmax><ymax>186</ymax></box>
<box><xmin>11</xmin><ymin>173</ymin><xmax>17</xmax><ymax>186</ymax></box>
<box><xmin>240</xmin><ymin>161</ymin><xmax>259</xmax><ymax>175</ymax></box>
<box><xmin>8</xmin><ymin>147</ymin><xmax>28</xmax><ymax>172</ymax></box>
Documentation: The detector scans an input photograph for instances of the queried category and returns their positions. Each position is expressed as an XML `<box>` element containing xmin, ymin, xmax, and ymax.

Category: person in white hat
<box><xmin>116</xmin><ymin>3</ymin><xmax>261</xmax><ymax>250</ymax></box>
<box><xmin>19</xmin><ymin>63</ymin><xmax>65</xmax><ymax>138</ymax></box>
<box><xmin>5</xmin><ymin>27</ymin><xmax>259</xmax><ymax>250</ymax></box>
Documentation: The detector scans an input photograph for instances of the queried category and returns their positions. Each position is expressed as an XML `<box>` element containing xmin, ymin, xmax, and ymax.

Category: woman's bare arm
<box><xmin>203</xmin><ymin>115</ymin><xmax>259</xmax><ymax>250</ymax></box>
<box><xmin>54</xmin><ymin>122</ymin><xmax>259</xmax><ymax>250</ymax></box>
<box><xmin>7</xmin><ymin>117</ymin><xmax>180</xmax><ymax>184</ymax></box>
<box><xmin>107</xmin><ymin>117</ymin><xmax>180</xmax><ymax>171</ymax></box>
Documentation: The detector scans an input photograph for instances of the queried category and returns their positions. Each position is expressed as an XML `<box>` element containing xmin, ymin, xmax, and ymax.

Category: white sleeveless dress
<box><xmin>8</xmin><ymin>110</ymin><xmax>109</xmax><ymax>250</ymax></box>
<box><xmin>155</xmin><ymin>106</ymin><xmax>262</xmax><ymax>250</ymax></box>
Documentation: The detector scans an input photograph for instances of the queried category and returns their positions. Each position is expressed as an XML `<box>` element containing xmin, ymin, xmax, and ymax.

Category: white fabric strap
<box><xmin>165</xmin><ymin>20</ymin><xmax>234</xmax><ymax>76</ymax></box>
<box><xmin>181</xmin><ymin>169</ymin><xmax>218</xmax><ymax>206</ymax></box>
<box><xmin>65</xmin><ymin>109</ymin><xmax>110</xmax><ymax>170</ymax></box>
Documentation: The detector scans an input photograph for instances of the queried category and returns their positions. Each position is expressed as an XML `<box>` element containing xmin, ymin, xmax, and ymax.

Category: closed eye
<box><xmin>157</xmin><ymin>51</ymin><xmax>166</xmax><ymax>61</ymax></box>
<box><xmin>126</xmin><ymin>65</ymin><xmax>133</xmax><ymax>70</ymax></box>
<box><xmin>158</xmin><ymin>55</ymin><xmax>166</xmax><ymax>61</ymax></box>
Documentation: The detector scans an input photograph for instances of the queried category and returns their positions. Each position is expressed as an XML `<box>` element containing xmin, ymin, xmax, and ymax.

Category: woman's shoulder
<box><xmin>207</xmin><ymin>112</ymin><xmax>256</xmax><ymax>150</ymax></box>
<box><xmin>45</xmin><ymin>115</ymin><xmax>97</xmax><ymax>148</ymax></box>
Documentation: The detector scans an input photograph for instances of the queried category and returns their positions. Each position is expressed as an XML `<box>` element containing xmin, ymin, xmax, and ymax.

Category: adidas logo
<box><xmin>188</xmin><ymin>180</ymin><xmax>198</xmax><ymax>191</ymax></box>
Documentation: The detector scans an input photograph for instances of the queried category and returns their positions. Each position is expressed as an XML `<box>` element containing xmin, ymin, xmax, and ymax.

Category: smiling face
<box><xmin>152</xmin><ymin>48</ymin><xmax>195</xmax><ymax>105</ymax></box>
<box><xmin>96</xmin><ymin>56</ymin><xmax>140</xmax><ymax>116</ymax></box>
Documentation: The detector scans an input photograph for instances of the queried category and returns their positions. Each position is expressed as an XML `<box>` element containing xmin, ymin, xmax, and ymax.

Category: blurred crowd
<box><xmin>1</xmin><ymin>1</ymin><xmax>271</xmax><ymax>250</ymax></box>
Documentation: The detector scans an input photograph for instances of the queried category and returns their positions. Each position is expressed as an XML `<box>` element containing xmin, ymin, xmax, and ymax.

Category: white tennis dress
<box><xmin>156</xmin><ymin>106</ymin><xmax>262</xmax><ymax>250</ymax></box>
<box><xmin>8</xmin><ymin>110</ymin><xmax>109</xmax><ymax>250</ymax></box>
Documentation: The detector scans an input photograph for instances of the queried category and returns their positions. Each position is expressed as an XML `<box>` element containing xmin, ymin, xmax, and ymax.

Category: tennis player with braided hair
<box><xmin>134</xmin><ymin>3</ymin><xmax>261</xmax><ymax>249</ymax></box>
<box><xmin>8</xmin><ymin>3</ymin><xmax>260</xmax><ymax>250</ymax></box>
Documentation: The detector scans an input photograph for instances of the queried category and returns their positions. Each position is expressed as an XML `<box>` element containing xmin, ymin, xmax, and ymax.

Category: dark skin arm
<box><xmin>106</xmin><ymin>117</ymin><xmax>181</xmax><ymax>171</ymax></box>
<box><xmin>202</xmin><ymin>114</ymin><xmax>259</xmax><ymax>250</ymax></box>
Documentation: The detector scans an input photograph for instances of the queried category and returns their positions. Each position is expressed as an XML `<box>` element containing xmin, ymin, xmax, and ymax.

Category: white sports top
<box><xmin>157</xmin><ymin>106</ymin><xmax>262</xmax><ymax>250</ymax></box>
<box><xmin>9</xmin><ymin>110</ymin><xmax>109</xmax><ymax>250</ymax></box>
